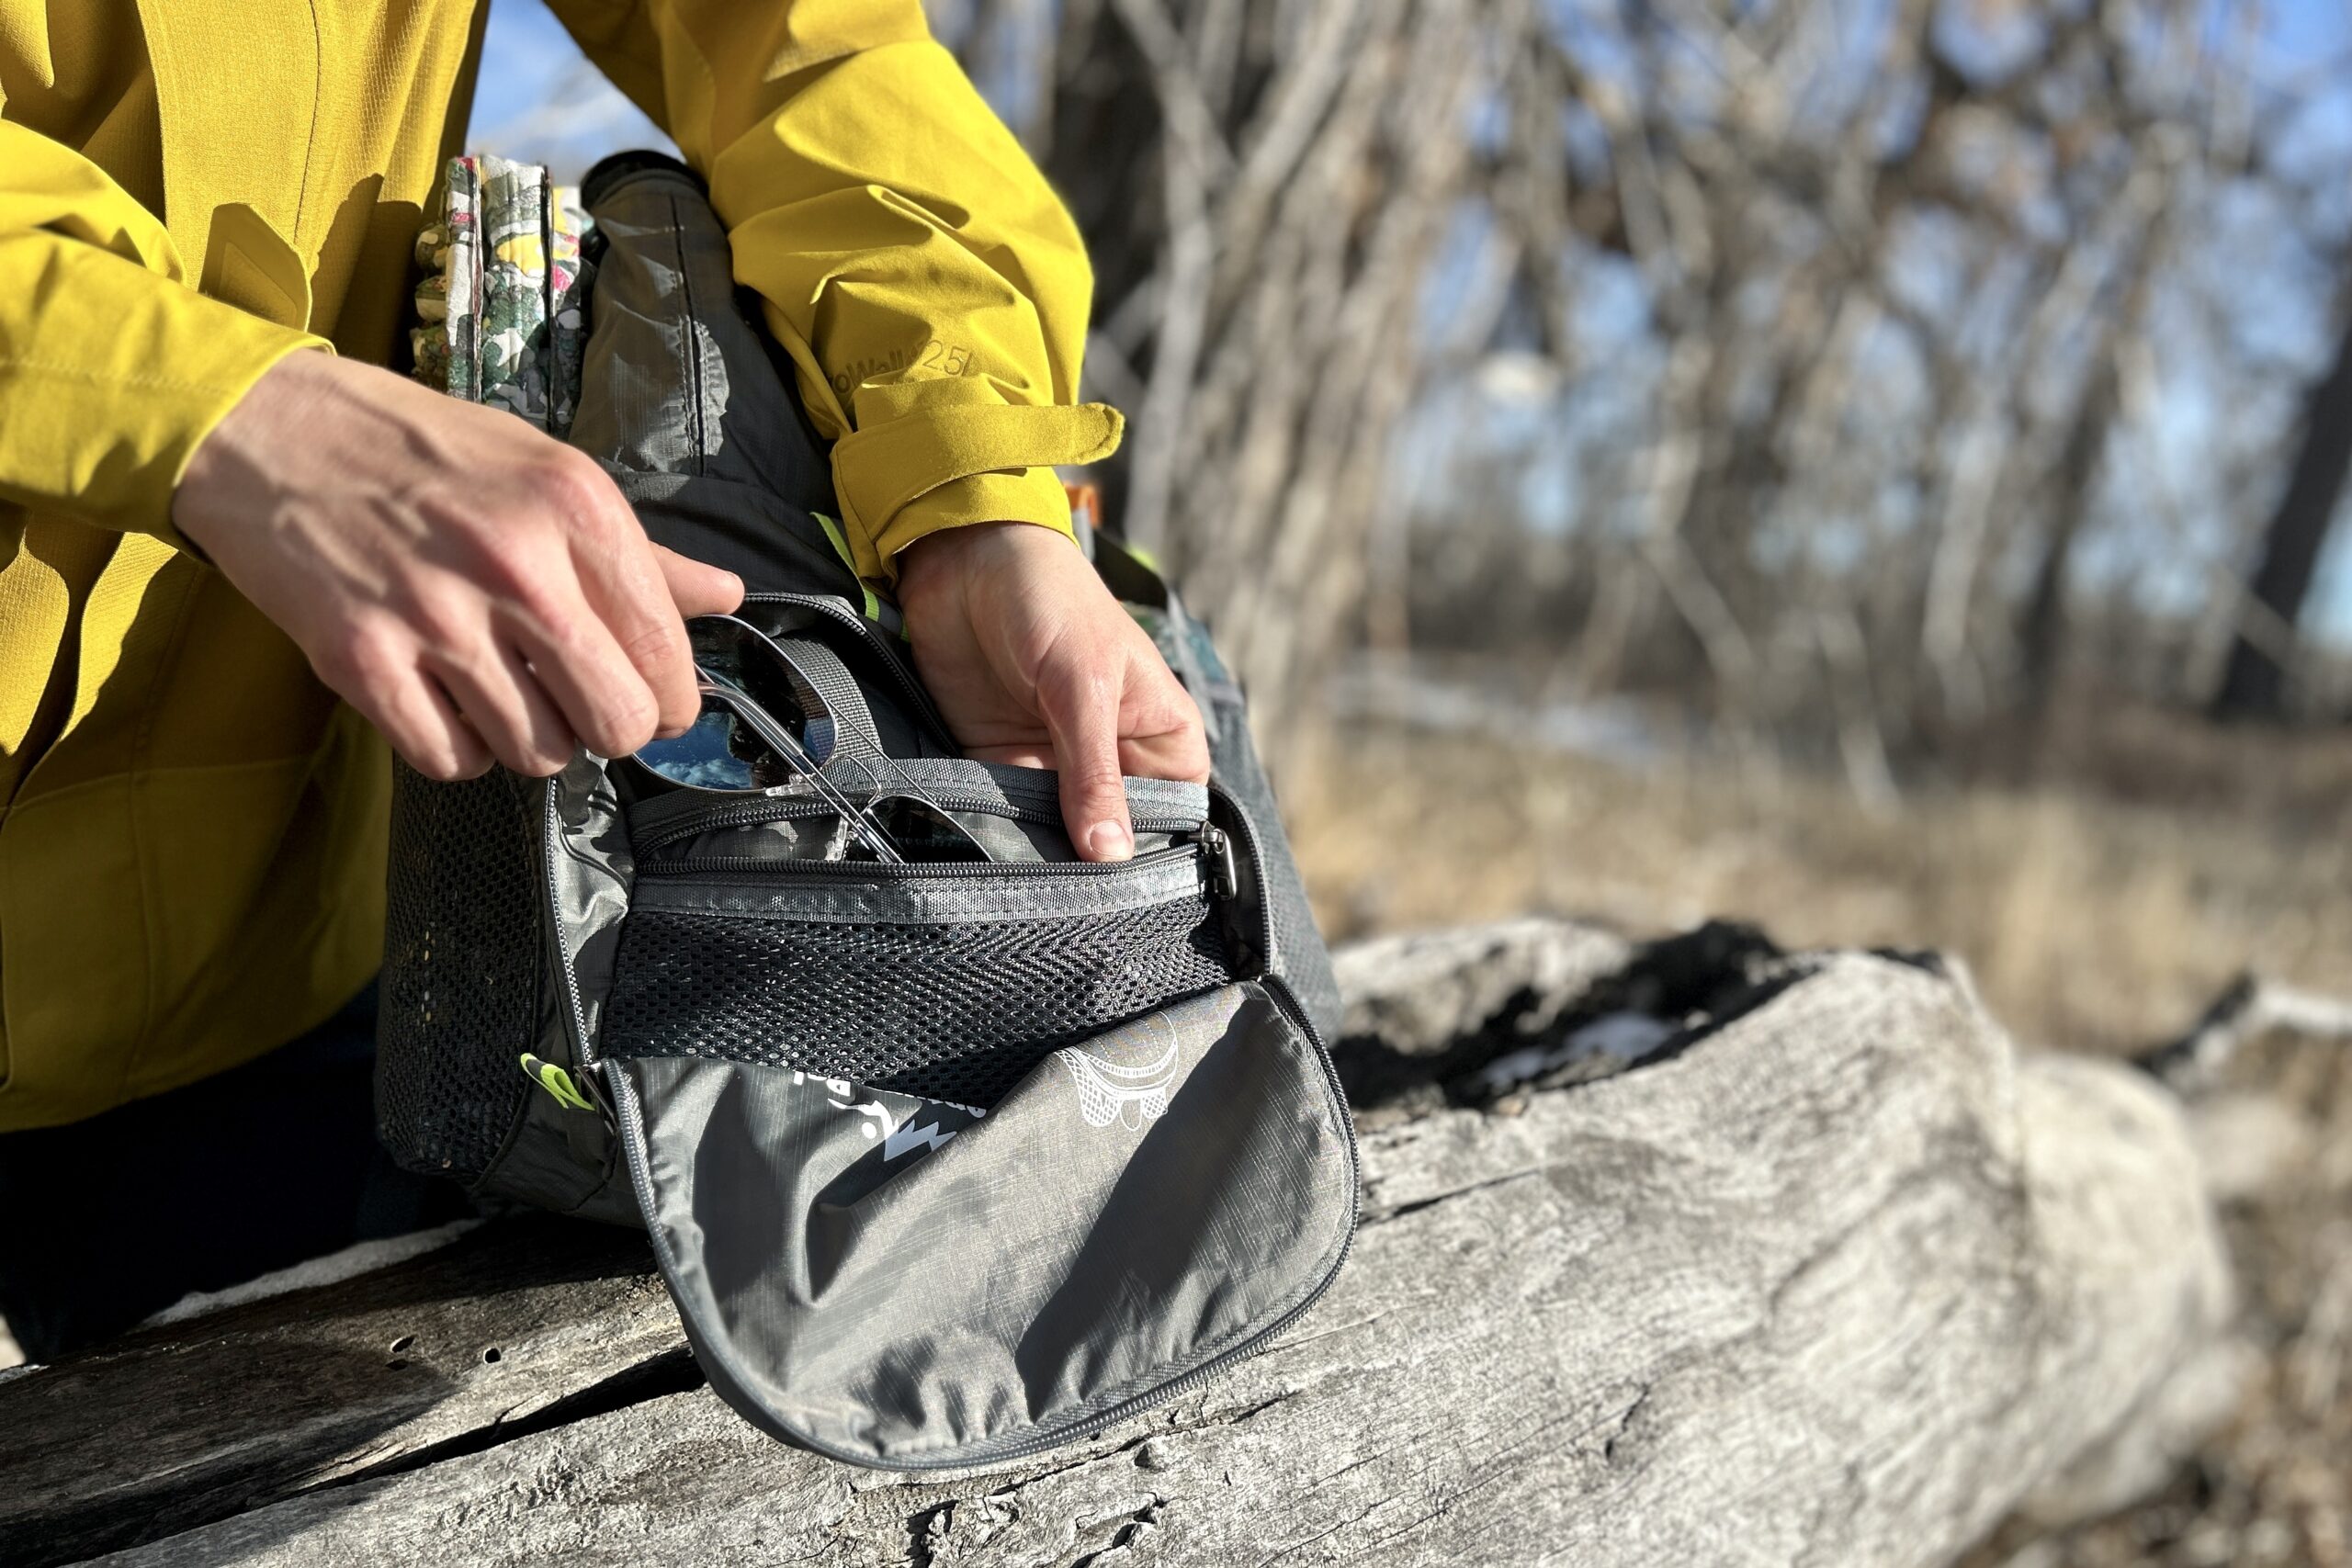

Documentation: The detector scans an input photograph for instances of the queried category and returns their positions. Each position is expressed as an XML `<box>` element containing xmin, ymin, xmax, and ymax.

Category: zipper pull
<box><xmin>520</xmin><ymin>1053</ymin><xmax>614</xmax><ymax>1124</ymax></box>
<box><xmin>1199</xmin><ymin>824</ymin><xmax>1239</xmax><ymax>900</ymax></box>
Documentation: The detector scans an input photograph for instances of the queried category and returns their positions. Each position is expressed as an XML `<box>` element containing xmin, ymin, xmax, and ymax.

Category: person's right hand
<box><xmin>173</xmin><ymin>350</ymin><xmax>743</xmax><ymax>780</ymax></box>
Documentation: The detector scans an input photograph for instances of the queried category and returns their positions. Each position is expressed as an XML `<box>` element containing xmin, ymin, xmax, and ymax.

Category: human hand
<box><xmin>173</xmin><ymin>351</ymin><xmax>743</xmax><ymax>779</ymax></box>
<box><xmin>895</xmin><ymin>522</ymin><xmax>1210</xmax><ymax>862</ymax></box>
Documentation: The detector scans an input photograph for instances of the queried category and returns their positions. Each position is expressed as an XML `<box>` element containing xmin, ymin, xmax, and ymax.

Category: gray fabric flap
<box><xmin>609</xmin><ymin>981</ymin><xmax>1358</xmax><ymax>1468</ymax></box>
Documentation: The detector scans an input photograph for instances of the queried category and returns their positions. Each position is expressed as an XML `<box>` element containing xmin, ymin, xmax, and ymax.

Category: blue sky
<box><xmin>468</xmin><ymin>0</ymin><xmax>670</xmax><ymax>176</ymax></box>
<box><xmin>468</xmin><ymin>0</ymin><xmax>2352</xmax><ymax>645</ymax></box>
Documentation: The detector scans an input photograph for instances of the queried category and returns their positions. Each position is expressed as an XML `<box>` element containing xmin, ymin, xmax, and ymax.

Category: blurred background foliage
<box><xmin>471</xmin><ymin>8</ymin><xmax>2352</xmax><ymax>1558</ymax></box>
<box><xmin>931</xmin><ymin>0</ymin><xmax>2352</xmax><ymax>744</ymax></box>
<box><xmin>474</xmin><ymin>0</ymin><xmax>2352</xmax><ymax>1030</ymax></box>
<box><xmin>482</xmin><ymin>0</ymin><xmax>2352</xmax><ymax>742</ymax></box>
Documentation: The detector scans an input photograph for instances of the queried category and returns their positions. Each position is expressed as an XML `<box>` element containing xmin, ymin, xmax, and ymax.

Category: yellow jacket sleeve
<box><xmin>548</xmin><ymin>0</ymin><xmax>1121</xmax><ymax>582</ymax></box>
<box><xmin>0</xmin><ymin>124</ymin><xmax>330</xmax><ymax>547</ymax></box>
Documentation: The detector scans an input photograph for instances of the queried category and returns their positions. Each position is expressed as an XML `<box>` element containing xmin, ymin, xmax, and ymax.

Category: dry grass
<box><xmin>1287</xmin><ymin>713</ymin><xmax>2352</xmax><ymax>1568</ymax></box>
<box><xmin>1285</xmin><ymin>717</ymin><xmax>2352</xmax><ymax>1055</ymax></box>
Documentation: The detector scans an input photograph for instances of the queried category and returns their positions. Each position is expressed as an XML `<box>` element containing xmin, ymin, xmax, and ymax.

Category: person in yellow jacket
<box><xmin>0</xmin><ymin>0</ymin><xmax>1206</xmax><ymax>1360</ymax></box>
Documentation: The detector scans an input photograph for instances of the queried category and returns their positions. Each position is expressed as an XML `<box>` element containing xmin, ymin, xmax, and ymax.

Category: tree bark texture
<box><xmin>2211</xmin><ymin>297</ymin><xmax>2352</xmax><ymax>719</ymax></box>
<box><xmin>0</xmin><ymin>923</ymin><xmax>2235</xmax><ymax>1568</ymax></box>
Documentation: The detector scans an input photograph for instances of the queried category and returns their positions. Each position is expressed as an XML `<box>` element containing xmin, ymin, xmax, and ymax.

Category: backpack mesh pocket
<box><xmin>603</xmin><ymin>886</ymin><xmax>1234</xmax><ymax>1109</ymax></box>
<box><xmin>376</xmin><ymin>765</ymin><xmax>541</xmax><ymax>1180</ymax></box>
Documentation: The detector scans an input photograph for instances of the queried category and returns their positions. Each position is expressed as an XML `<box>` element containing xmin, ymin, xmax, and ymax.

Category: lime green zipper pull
<box><xmin>519</xmin><ymin>1054</ymin><xmax>596</xmax><ymax>1112</ymax></box>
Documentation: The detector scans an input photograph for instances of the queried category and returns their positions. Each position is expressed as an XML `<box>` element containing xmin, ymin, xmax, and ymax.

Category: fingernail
<box><xmin>1086</xmin><ymin>821</ymin><xmax>1133</xmax><ymax>862</ymax></box>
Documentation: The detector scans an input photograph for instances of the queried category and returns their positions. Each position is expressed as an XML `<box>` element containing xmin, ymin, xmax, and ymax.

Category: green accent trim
<box><xmin>811</xmin><ymin>509</ymin><xmax>854</xmax><ymax>567</ymax></box>
<box><xmin>812</xmin><ymin>512</ymin><xmax>883</xmax><ymax>622</ymax></box>
<box><xmin>519</xmin><ymin>1054</ymin><xmax>596</xmax><ymax>1112</ymax></box>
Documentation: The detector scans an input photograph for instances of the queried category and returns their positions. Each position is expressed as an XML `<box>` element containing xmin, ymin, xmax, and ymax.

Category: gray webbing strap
<box><xmin>765</xmin><ymin>635</ymin><xmax>888</xmax><ymax>774</ymax></box>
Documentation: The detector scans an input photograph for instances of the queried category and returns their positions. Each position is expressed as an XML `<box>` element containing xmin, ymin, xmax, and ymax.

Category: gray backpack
<box><xmin>375</xmin><ymin>152</ymin><xmax>1356</xmax><ymax>1469</ymax></box>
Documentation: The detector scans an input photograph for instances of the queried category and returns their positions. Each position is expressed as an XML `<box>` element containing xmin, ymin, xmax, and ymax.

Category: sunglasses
<box><xmin>628</xmin><ymin>616</ymin><xmax>990</xmax><ymax>864</ymax></box>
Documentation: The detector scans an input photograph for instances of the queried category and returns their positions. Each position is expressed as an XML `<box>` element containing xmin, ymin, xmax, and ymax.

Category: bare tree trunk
<box><xmin>2019</xmin><ymin>349</ymin><xmax>2120</xmax><ymax>715</ymax></box>
<box><xmin>2211</xmin><ymin>298</ymin><xmax>2352</xmax><ymax>720</ymax></box>
<box><xmin>953</xmin><ymin>0</ymin><xmax>2322</xmax><ymax>751</ymax></box>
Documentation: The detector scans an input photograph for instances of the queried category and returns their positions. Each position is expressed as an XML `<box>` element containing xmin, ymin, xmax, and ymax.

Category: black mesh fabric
<box><xmin>604</xmin><ymin>893</ymin><xmax>1233</xmax><ymax>1109</ymax></box>
<box><xmin>376</xmin><ymin>764</ymin><xmax>541</xmax><ymax>1181</ymax></box>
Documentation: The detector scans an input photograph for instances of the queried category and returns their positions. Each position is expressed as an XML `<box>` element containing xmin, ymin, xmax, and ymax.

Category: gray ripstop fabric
<box><xmin>613</xmin><ymin>982</ymin><xmax>1353</xmax><ymax>1465</ymax></box>
<box><xmin>571</xmin><ymin>152</ymin><xmax>860</xmax><ymax>601</ymax></box>
<box><xmin>375</xmin><ymin>149</ymin><xmax>1358</xmax><ymax>1466</ymax></box>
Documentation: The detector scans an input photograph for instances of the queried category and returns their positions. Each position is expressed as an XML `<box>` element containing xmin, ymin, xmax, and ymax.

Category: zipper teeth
<box><xmin>636</xmin><ymin>794</ymin><xmax>1205</xmax><ymax>854</ymax></box>
<box><xmin>543</xmin><ymin>778</ymin><xmax>609</xmax><ymax>1084</ymax></box>
<box><xmin>634</xmin><ymin>845</ymin><xmax>1203</xmax><ymax>880</ymax></box>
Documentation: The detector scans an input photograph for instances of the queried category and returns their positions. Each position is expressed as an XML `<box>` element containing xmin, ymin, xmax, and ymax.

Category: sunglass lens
<box><xmin>688</xmin><ymin>619</ymin><xmax>814</xmax><ymax>742</ymax></box>
<box><xmin>632</xmin><ymin>703</ymin><xmax>785</xmax><ymax>790</ymax></box>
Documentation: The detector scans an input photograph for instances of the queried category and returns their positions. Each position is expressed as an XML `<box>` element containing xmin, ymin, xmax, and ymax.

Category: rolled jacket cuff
<box><xmin>876</xmin><ymin>468</ymin><xmax>1080</xmax><ymax>570</ymax></box>
<box><xmin>829</xmin><ymin>400</ymin><xmax>1123</xmax><ymax>581</ymax></box>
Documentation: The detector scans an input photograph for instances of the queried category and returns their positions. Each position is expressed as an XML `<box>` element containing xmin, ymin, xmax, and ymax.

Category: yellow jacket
<box><xmin>0</xmin><ymin>0</ymin><xmax>1118</xmax><ymax>1130</ymax></box>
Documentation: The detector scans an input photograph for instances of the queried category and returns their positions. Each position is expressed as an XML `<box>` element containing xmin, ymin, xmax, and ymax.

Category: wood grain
<box><xmin>2</xmin><ymin>930</ymin><xmax>2233</xmax><ymax>1568</ymax></box>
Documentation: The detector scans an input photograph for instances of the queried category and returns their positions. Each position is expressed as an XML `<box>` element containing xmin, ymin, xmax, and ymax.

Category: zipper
<box><xmin>541</xmin><ymin>777</ymin><xmax>618</xmax><ymax>1099</ymax></box>
<box><xmin>631</xmin><ymin>789</ymin><xmax>1209</xmax><ymax>857</ymax></box>
<box><xmin>633</xmin><ymin>841</ymin><xmax>1213</xmax><ymax>883</ymax></box>
<box><xmin>1198</xmin><ymin>822</ymin><xmax>1239</xmax><ymax>900</ymax></box>
<box><xmin>1204</xmin><ymin>784</ymin><xmax>1278</xmax><ymax>976</ymax></box>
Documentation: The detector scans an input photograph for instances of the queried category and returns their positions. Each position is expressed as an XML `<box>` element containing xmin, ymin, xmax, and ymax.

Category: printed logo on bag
<box><xmin>1056</xmin><ymin>1018</ymin><xmax>1182</xmax><ymax>1131</ymax></box>
<box><xmin>792</xmin><ymin>1070</ymin><xmax>982</xmax><ymax>1160</ymax></box>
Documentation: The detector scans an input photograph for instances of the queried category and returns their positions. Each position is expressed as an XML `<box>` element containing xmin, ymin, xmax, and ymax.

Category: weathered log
<box><xmin>0</xmin><ymin>1220</ymin><xmax>684</xmax><ymax>1564</ymax></box>
<box><xmin>0</xmin><ymin>923</ymin><xmax>2234</xmax><ymax>1567</ymax></box>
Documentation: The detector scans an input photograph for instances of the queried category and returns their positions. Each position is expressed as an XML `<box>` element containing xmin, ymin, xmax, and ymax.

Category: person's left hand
<box><xmin>896</xmin><ymin>521</ymin><xmax>1210</xmax><ymax>862</ymax></box>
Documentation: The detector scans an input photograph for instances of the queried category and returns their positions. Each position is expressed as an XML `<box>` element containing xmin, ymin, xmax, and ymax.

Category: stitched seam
<box><xmin>293</xmin><ymin>0</ymin><xmax>323</xmax><ymax>246</ymax></box>
<box><xmin>0</xmin><ymin>358</ymin><xmax>253</xmax><ymax>395</ymax></box>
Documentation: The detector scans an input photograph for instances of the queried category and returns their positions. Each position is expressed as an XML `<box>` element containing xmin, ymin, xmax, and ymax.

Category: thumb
<box><xmin>1040</xmin><ymin>663</ymin><xmax>1135</xmax><ymax>863</ymax></box>
<box><xmin>653</xmin><ymin>545</ymin><xmax>745</xmax><ymax>620</ymax></box>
